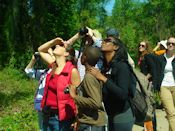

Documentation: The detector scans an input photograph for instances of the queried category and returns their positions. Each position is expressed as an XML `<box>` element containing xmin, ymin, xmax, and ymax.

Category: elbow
<box><xmin>38</xmin><ymin>47</ymin><xmax>42</xmax><ymax>52</ymax></box>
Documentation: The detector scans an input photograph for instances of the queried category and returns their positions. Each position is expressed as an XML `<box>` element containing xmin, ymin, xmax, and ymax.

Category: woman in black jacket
<box><xmin>89</xmin><ymin>37</ymin><xmax>135</xmax><ymax>131</ymax></box>
<box><xmin>157</xmin><ymin>36</ymin><xmax>175</xmax><ymax>131</ymax></box>
<box><xmin>138</xmin><ymin>41</ymin><xmax>158</xmax><ymax>90</ymax></box>
<box><xmin>137</xmin><ymin>40</ymin><xmax>157</xmax><ymax>131</ymax></box>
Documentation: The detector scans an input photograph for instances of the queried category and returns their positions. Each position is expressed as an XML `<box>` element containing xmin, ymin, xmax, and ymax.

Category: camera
<box><xmin>79</xmin><ymin>27</ymin><xmax>88</xmax><ymax>36</ymax></box>
<box><xmin>64</xmin><ymin>87</ymin><xmax>69</xmax><ymax>94</ymax></box>
<box><xmin>34</xmin><ymin>52</ymin><xmax>41</xmax><ymax>61</ymax></box>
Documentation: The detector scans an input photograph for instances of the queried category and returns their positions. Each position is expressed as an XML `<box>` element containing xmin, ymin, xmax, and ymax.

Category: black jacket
<box><xmin>102</xmin><ymin>58</ymin><xmax>133</xmax><ymax>116</ymax></box>
<box><xmin>139</xmin><ymin>54</ymin><xmax>158</xmax><ymax>90</ymax></box>
<box><xmin>156</xmin><ymin>54</ymin><xmax>175</xmax><ymax>90</ymax></box>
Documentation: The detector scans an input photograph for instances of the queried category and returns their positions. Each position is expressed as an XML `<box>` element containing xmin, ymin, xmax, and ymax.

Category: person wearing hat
<box><xmin>153</xmin><ymin>40</ymin><xmax>167</xmax><ymax>55</ymax></box>
<box><xmin>156</xmin><ymin>36</ymin><xmax>175</xmax><ymax>131</ymax></box>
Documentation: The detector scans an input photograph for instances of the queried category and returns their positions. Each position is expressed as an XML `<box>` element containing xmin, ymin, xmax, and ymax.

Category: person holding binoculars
<box><xmin>64</xmin><ymin>27</ymin><xmax>103</xmax><ymax>81</ymax></box>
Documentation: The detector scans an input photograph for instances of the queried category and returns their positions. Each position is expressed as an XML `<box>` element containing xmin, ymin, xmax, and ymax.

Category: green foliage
<box><xmin>107</xmin><ymin>0</ymin><xmax>175</xmax><ymax>61</ymax></box>
<box><xmin>0</xmin><ymin>0</ymin><xmax>80</xmax><ymax>69</ymax></box>
<box><xmin>77</xmin><ymin>0</ymin><xmax>109</xmax><ymax>29</ymax></box>
<box><xmin>0</xmin><ymin>0</ymin><xmax>175</xmax><ymax>68</ymax></box>
<box><xmin>0</xmin><ymin>68</ymin><xmax>38</xmax><ymax>130</ymax></box>
<box><xmin>0</xmin><ymin>110</ymin><xmax>38</xmax><ymax>131</ymax></box>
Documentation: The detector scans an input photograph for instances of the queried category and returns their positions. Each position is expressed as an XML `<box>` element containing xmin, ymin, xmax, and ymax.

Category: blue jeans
<box><xmin>43</xmin><ymin>114</ymin><xmax>74</xmax><ymax>131</ymax></box>
<box><xmin>38</xmin><ymin>111</ymin><xmax>43</xmax><ymax>131</ymax></box>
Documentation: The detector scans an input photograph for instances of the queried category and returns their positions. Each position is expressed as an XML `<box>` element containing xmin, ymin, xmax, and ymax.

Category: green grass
<box><xmin>0</xmin><ymin>68</ymin><xmax>39</xmax><ymax>131</ymax></box>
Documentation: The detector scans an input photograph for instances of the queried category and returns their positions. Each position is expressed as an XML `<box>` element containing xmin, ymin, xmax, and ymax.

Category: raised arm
<box><xmin>25</xmin><ymin>54</ymin><xmax>36</xmax><ymax>69</ymax></box>
<box><xmin>153</xmin><ymin>42</ymin><xmax>160</xmax><ymax>52</ymax></box>
<box><xmin>38</xmin><ymin>37</ymin><xmax>63</xmax><ymax>64</ymax></box>
<box><xmin>25</xmin><ymin>53</ymin><xmax>45</xmax><ymax>80</ymax></box>
<box><xmin>65</xmin><ymin>33</ymin><xmax>80</xmax><ymax>46</ymax></box>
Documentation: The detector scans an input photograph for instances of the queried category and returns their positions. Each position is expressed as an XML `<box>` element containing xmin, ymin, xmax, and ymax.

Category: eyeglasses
<box><xmin>139</xmin><ymin>44</ymin><xmax>146</xmax><ymax>48</ymax></box>
<box><xmin>167</xmin><ymin>42</ymin><xmax>175</xmax><ymax>46</ymax></box>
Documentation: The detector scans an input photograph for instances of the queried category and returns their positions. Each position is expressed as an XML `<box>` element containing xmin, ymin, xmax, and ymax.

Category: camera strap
<box><xmin>78</xmin><ymin>38</ymin><xmax>86</xmax><ymax>58</ymax></box>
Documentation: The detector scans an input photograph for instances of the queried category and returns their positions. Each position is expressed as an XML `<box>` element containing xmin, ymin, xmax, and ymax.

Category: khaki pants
<box><xmin>160</xmin><ymin>86</ymin><xmax>175</xmax><ymax>131</ymax></box>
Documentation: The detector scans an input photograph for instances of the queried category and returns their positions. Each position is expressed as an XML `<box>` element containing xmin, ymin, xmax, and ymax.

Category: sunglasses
<box><xmin>103</xmin><ymin>38</ymin><xmax>115</xmax><ymax>43</ymax></box>
<box><xmin>59</xmin><ymin>42</ymin><xmax>65</xmax><ymax>47</ymax></box>
<box><xmin>167</xmin><ymin>42</ymin><xmax>175</xmax><ymax>46</ymax></box>
<box><xmin>139</xmin><ymin>44</ymin><xmax>146</xmax><ymax>48</ymax></box>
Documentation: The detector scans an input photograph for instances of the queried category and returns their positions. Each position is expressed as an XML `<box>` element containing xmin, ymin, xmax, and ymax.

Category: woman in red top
<box><xmin>38</xmin><ymin>37</ymin><xmax>80</xmax><ymax>131</ymax></box>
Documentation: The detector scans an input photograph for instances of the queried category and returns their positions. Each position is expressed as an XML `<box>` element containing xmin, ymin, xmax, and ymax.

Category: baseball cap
<box><xmin>160</xmin><ymin>40</ymin><xmax>167</xmax><ymax>49</ymax></box>
<box><xmin>106</xmin><ymin>28</ymin><xmax>119</xmax><ymax>38</ymax></box>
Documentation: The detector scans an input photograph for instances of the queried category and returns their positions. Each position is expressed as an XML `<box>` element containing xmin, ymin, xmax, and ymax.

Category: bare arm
<box><xmin>128</xmin><ymin>53</ymin><xmax>135</xmax><ymax>68</ymax></box>
<box><xmin>86</xmin><ymin>27</ymin><xmax>99</xmax><ymax>42</ymax></box>
<box><xmin>25</xmin><ymin>55</ymin><xmax>36</xmax><ymax>69</ymax></box>
<box><xmin>71</xmin><ymin>68</ymin><xmax>81</xmax><ymax>86</ymax></box>
<box><xmin>65</xmin><ymin>33</ymin><xmax>80</xmax><ymax>46</ymax></box>
<box><xmin>69</xmin><ymin>68</ymin><xmax>81</xmax><ymax>98</ymax></box>
<box><xmin>153</xmin><ymin>42</ymin><xmax>160</xmax><ymax>52</ymax></box>
<box><xmin>38</xmin><ymin>37</ymin><xmax>63</xmax><ymax>64</ymax></box>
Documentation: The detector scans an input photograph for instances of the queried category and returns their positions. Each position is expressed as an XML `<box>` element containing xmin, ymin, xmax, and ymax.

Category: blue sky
<box><xmin>105</xmin><ymin>0</ymin><xmax>115</xmax><ymax>15</ymax></box>
<box><xmin>105</xmin><ymin>0</ymin><xmax>146</xmax><ymax>15</ymax></box>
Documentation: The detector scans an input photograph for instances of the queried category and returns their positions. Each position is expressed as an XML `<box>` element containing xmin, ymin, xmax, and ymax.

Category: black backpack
<box><xmin>129</xmin><ymin>67</ymin><xmax>155</xmax><ymax>123</ymax></box>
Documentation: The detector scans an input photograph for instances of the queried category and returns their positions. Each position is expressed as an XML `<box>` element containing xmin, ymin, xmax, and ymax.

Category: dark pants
<box><xmin>108</xmin><ymin>120</ymin><xmax>135</xmax><ymax>131</ymax></box>
<box><xmin>78</xmin><ymin>123</ymin><xmax>105</xmax><ymax>131</ymax></box>
<box><xmin>152</xmin><ymin>111</ymin><xmax>157</xmax><ymax>131</ymax></box>
<box><xmin>108</xmin><ymin>108</ymin><xmax>135</xmax><ymax>131</ymax></box>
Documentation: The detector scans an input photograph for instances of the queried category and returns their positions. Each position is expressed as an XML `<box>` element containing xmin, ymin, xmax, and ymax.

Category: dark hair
<box><xmin>66</xmin><ymin>45</ymin><xmax>77</xmax><ymax>66</ymax></box>
<box><xmin>83</xmin><ymin>46</ymin><xmax>101</xmax><ymax>66</ymax></box>
<box><xmin>102</xmin><ymin>37</ymin><xmax>128</xmax><ymax>75</ymax></box>
<box><xmin>109</xmin><ymin>37</ymin><xmax>128</xmax><ymax>61</ymax></box>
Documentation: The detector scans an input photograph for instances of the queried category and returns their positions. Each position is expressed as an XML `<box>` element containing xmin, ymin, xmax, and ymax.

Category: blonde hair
<box><xmin>92</xmin><ymin>29</ymin><xmax>102</xmax><ymax>39</ymax></box>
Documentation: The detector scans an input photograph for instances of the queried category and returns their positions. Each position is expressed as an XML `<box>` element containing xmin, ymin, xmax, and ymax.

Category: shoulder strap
<box><xmin>132</xmin><ymin>69</ymin><xmax>147</xmax><ymax>97</ymax></box>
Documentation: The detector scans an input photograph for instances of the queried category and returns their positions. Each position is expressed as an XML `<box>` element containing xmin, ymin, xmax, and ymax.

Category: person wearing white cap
<box><xmin>153</xmin><ymin>40</ymin><xmax>167</xmax><ymax>55</ymax></box>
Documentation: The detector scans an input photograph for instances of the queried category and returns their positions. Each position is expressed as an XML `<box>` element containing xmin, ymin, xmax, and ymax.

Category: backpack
<box><xmin>129</xmin><ymin>68</ymin><xmax>155</xmax><ymax>123</ymax></box>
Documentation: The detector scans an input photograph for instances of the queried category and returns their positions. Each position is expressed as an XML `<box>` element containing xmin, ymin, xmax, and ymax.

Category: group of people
<box><xmin>25</xmin><ymin>27</ymin><xmax>175</xmax><ymax>131</ymax></box>
<box><xmin>137</xmin><ymin>38</ymin><xmax>175</xmax><ymax>131</ymax></box>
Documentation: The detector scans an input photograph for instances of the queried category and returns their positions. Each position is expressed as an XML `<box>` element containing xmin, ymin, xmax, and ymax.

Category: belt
<box><xmin>42</xmin><ymin>106</ymin><xmax>58</xmax><ymax>116</ymax></box>
<box><xmin>50</xmin><ymin>109</ymin><xmax>58</xmax><ymax>114</ymax></box>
